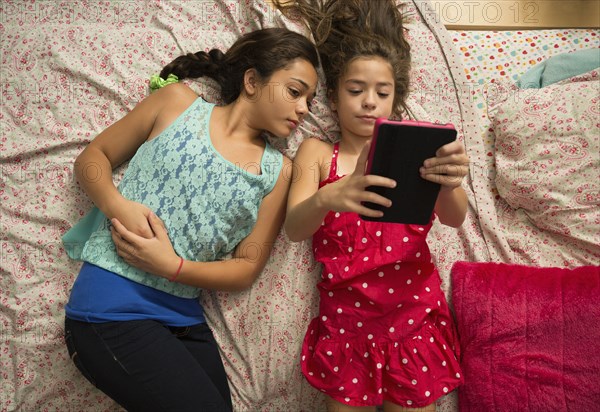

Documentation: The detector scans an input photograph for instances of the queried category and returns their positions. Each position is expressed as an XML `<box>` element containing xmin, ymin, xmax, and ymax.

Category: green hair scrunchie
<box><xmin>149</xmin><ymin>73</ymin><xmax>179</xmax><ymax>92</ymax></box>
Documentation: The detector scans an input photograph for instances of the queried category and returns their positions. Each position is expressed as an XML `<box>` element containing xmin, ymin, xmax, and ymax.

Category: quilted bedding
<box><xmin>1</xmin><ymin>1</ymin><xmax>598</xmax><ymax>411</ymax></box>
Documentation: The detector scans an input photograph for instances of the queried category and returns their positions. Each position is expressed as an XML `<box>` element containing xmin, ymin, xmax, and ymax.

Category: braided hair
<box><xmin>160</xmin><ymin>28</ymin><xmax>320</xmax><ymax>104</ymax></box>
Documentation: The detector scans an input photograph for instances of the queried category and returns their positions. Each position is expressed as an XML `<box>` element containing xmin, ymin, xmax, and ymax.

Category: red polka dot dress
<box><xmin>301</xmin><ymin>143</ymin><xmax>463</xmax><ymax>408</ymax></box>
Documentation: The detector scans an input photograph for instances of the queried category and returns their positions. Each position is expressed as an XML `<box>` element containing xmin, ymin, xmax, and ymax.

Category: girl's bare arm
<box><xmin>110</xmin><ymin>157</ymin><xmax>293</xmax><ymax>291</ymax></box>
<box><xmin>421</xmin><ymin>140</ymin><xmax>470</xmax><ymax>227</ymax></box>
<box><xmin>284</xmin><ymin>139</ymin><xmax>396</xmax><ymax>242</ymax></box>
<box><xmin>75</xmin><ymin>84</ymin><xmax>196</xmax><ymax>237</ymax></box>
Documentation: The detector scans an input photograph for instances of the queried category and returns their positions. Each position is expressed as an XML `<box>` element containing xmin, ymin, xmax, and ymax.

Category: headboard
<box><xmin>431</xmin><ymin>0</ymin><xmax>600</xmax><ymax>30</ymax></box>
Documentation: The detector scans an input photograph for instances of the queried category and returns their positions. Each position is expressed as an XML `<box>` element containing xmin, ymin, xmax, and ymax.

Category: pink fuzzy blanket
<box><xmin>451</xmin><ymin>262</ymin><xmax>600</xmax><ymax>411</ymax></box>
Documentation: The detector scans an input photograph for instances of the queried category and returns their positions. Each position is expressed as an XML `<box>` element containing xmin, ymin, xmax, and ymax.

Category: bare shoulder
<box><xmin>134</xmin><ymin>82</ymin><xmax>198</xmax><ymax>116</ymax></box>
<box><xmin>153</xmin><ymin>82</ymin><xmax>198</xmax><ymax>104</ymax></box>
<box><xmin>294</xmin><ymin>138</ymin><xmax>334</xmax><ymax>184</ymax></box>
<box><xmin>147</xmin><ymin>83</ymin><xmax>199</xmax><ymax>140</ymax></box>
<box><xmin>296</xmin><ymin>137</ymin><xmax>333</xmax><ymax>160</ymax></box>
<box><xmin>298</xmin><ymin>137</ymin><xmax>332</xmax><ymax>151</ymax></box>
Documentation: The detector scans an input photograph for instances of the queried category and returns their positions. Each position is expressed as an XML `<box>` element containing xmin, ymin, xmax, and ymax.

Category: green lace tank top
<box><xmin>63</xmin><ymin>98</ymin><xmax>283</xmax><ymax>298</ymax></box>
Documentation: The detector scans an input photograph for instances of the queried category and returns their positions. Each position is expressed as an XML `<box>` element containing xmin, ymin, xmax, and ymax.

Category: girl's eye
<box><xmin>378</xmin><ymin>92</ymin><xmax>390</xmax><ymax>98</ymax></box>
<box><xmin>288</xmin><ymin>88</ymin><xmax>301</xmax><ymax>98</ymax></box>
<box><xmin>348</xmin><ymin>89</ymin><xmax>362</xmax><ymax>95</ymax></box>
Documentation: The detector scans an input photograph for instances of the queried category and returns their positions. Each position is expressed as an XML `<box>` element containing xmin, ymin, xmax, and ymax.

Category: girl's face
<box><xmin>252</xmin><ymin>58</ymin><xmax>318</xmax><ymax>138</ymax></box>
<box><xmin>332</xmin><ymin>56</ymin><xmax>395</xmax><ymax>140</ymax></box>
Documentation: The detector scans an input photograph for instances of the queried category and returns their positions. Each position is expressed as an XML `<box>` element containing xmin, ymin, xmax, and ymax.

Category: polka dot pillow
<box><xmin>489</xmin><ymin>69</ymin><xmax>599</xmax><ymax>246</ymax></box>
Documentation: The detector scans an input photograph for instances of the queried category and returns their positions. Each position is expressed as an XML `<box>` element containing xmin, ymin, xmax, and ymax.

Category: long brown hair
<box><xmin>160</xmin><ymin>28</ymin><xmax>320</xmax><ymax>104</ymax></box>
<box><xmin>275</xmin><ymin>0</ymin><xmax>411</xmax><ymax>116</ymax></box>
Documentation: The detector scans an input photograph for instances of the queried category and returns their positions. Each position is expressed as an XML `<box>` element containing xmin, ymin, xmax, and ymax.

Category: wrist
<box><xmin>314</xmin><ymin>185</ymin><xmax>333</xmax><ymax>213</ymax></box>
<box><xmin>101</xmin><ymin>194</ymin><xmax>128</xmax><ymax>219</ymax></box>
<box><xmin>439</xmin><ymin>184</ymin><xmax>461</xmax><ymax>195</ymax></box>
<box><xmin>169</xmin><ymin>256</ymin><xmax>184</xmax><ymax>282</ymax></box>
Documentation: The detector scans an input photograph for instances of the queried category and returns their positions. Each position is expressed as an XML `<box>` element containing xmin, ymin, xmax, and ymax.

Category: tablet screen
<box><xmin>360</xmin><ymin>119</ymin><xmax>457</xmax><ymax>225</ymax></box>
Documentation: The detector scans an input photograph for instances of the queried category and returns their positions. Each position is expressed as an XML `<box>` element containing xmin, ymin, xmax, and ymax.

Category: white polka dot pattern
<box><xmin>301</xmin><ymin>145</ymin><xmax>463</xmax><ymax>406</ymax></box>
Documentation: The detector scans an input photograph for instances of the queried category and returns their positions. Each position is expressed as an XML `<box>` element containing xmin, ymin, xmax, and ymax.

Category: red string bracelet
<box><xmin>169</xmin><ymin>256</ymin><xmax>184</xmax><ymax>282</ymax></box>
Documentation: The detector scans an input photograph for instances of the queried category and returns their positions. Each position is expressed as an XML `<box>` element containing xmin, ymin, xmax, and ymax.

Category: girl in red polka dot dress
<box><xmin>279</xmin><ymin>1</ymin><xmax>470</xmax><ymax>411</ymax></box>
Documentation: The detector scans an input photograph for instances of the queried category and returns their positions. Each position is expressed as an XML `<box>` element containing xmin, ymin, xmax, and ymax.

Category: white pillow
<box><xmin>490</xmin><ymin>70</ymin><xmax>599</xmax><ymax>245</ymax></box>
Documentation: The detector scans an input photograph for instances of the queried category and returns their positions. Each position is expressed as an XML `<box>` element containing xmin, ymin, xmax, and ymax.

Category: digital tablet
<box><xmin>360</xmin><ymin>118</ymin><xmax>457</xmax><ymax>225</ymax></box>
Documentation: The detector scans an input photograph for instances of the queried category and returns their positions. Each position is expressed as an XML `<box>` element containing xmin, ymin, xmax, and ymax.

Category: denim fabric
<box><xmin>64</xmin><ymin>318</ymin><xmax>232</xmax><ymax>412</ymax></box>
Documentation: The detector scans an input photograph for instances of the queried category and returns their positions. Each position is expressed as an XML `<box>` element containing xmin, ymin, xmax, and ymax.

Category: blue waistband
<box><xmin>66</xmin><ymin>263</ymin><xmax>205</xmax><ymax>327</ymax></box>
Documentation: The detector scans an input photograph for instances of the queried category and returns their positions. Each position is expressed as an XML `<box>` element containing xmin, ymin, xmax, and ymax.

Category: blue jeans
<box><xmin>64</xmin><ymin>318</ymin><xmax>232</xmax><ymax>412</ymax></box>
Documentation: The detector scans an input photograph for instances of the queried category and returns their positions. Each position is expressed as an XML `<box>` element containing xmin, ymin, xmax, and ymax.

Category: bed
<box><xmin>1</xmin><ymin>1</ymin><xmax>598</xmax><ymax>411</ymax></box>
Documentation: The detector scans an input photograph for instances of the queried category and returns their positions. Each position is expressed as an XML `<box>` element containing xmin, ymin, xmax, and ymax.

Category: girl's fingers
<box><xmin>425</xmin><ymin>139</ymin><xmax>469</xmax><ymax>169</ymax></box>
<box><xmin>362</xmin><ymin>174</ymin><xmax>397</xmax><ymax>189</ymax></box>
<box><xmin>110</xmin><ymin>218</ymin><xmax>140</xmax><ymax>244</ymax></box>
<box><xmin>111</xmin><ymin>228</ymin><xmax>137</xmax><ymax>260</ymax></box>
<box><xmin>435</xmin><ymin>140</ymin><xmax>465</xmax><ymax>157</ymax></box>
<box><xmin>110</xmin><ymin>226</ymin><xmax>126</xmax><ymax>249</ymax></box>
<box><xmin>353</xmin><ymin>141</ymin><xmax>372</xmax><ymax>176</ymax></box>
<box><xmin>420</xmin><ymin>172</ymin><xmax>464</xmax><ymax>186</ymax></box>
<box><xmin>110</xmin><ymin>227</ymin><xmax>120</xmax><ymax>244</ymax></box>
<box><xmin>148</xmin><ymin>212</ymin><xmax>167</xmax><ymax>239</ymax></box>
<box><xmin>111</xmin><ymin>218</ymin><xmax>130</xmax><ymax>238</ymax></box>
<box><xmin>355</xmin><ymin>205</ymin><xmax>385</xmax><ymax>218</ymax></box>
<box><xmin>424</xmin><ymin>154</ymin><xmax>469</xmax><ymax>169</ymax></box>
<box><xmin>110</xmin><ymin>219</ymin><xmax>143</xmax><ymax>261</ymax></box>
<box><xmin>360</xmin><ymin>191</ymin><xmax>393</xmax><ymax>208</ymax></box>
<box><xmin>420</xmin><ymin>163</ymin><xmax>469</xmax><ymax>177</ymax></box>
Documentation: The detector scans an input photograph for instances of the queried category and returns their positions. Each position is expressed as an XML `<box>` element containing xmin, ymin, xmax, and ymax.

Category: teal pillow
<box><xmin>516</xmin><ymin>48</ymin><xmax>600</xmax><ymax>88</ymax></box>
